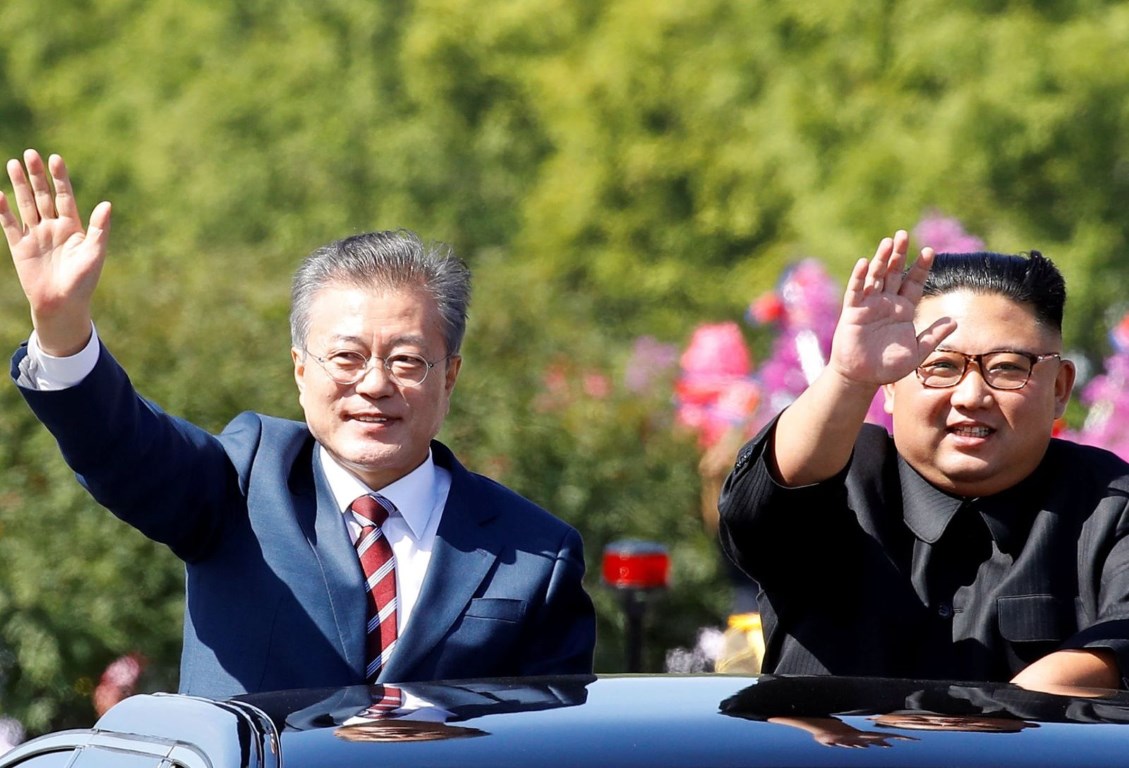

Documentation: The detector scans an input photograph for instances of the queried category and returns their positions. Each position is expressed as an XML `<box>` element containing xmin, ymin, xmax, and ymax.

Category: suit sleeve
<box><xmin>12</xmin><ymin>342</ymin><xmax>240</xmax><ymax>561</ymax></box>
<box><xmin>717</xmin><ymin>414</ymin><xmax>864</xmax><ymax>597</ymax></box>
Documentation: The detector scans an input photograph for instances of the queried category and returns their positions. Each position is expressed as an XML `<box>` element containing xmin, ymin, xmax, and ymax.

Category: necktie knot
<box><xmin>352</xmin><ymin>494</ymin><xmax>394</xmax><ymax>527</ymax></box>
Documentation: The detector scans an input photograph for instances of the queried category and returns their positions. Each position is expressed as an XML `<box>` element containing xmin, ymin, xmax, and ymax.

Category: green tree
<box><xmin>4</xmin><ymin>0</ymin><xmax>1129</xmax><ymax>732</ymax></box>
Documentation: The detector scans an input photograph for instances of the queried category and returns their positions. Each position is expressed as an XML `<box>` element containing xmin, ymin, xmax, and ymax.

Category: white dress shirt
<box><xmin>320</xmin><ymin>446</ymin><xmax>449</xmax><ymax>637</ymax></box>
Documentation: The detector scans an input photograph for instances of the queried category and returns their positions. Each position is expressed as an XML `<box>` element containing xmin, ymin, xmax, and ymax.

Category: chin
<box><xmin>930</xmin><ymin>463</ymin><xmax>1000</xmax><ymax>496</ymax></box>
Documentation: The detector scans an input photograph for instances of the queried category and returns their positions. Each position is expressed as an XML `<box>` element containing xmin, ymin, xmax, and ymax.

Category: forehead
<box><xmin>915</xmin><ymin>290</ymin><xmax>1059</xmax><ymax>351</ymax></box>
<box><xmin>306</xmin><ymin>282</ymin><xmax>442</xmax><ymax>338</ymax></box>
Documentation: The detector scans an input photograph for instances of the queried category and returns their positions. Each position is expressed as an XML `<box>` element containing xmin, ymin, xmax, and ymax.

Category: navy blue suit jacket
<box><xmin>13</xmin><ymin>344</ymin><xmax>596</xmax><ymax>697</ymax></box>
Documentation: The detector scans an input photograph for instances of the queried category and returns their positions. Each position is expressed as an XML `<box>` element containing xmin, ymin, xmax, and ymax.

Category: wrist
<box><xmin>31</xmin><ymin>312</ymin><xmax>95</xmax><ymax>358</ymax></box>
<box><xmin>821</xmin><ymin>366</ymin><xmax>883</xmax><ymax>405</ymax></box>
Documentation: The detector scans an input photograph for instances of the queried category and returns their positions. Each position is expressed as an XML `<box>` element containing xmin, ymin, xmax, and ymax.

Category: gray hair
<box><xmin>290</xmin><ymin>230</ymin><xmax>471</xmax><ymax>355</ymax></box>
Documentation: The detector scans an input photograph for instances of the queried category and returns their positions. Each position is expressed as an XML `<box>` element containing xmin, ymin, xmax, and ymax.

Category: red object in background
<box><xmin>602</xmin><ymin>540</ymin><xmax>670</xmax><ymax>590</ymax></box>
<box><xmin>93</xmin><ymin>653</ymin><xmax>147</xmax><ymax>716</ymax></box>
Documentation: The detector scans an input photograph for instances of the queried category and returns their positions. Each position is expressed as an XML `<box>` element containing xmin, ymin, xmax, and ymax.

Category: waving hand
<box><xmin>830</xmin><ymin>230</ymin><xmax>951</xmax><ymax>387</ymax></box>
<box><xmin>769</xmin><ymin>229</ymin><xmax>955</xmax><ymax>487</ymax></box>
<box><xmin>0</xmin><ymin>150</ymin><xmax>111</xmax><ymax>356</ymax></box>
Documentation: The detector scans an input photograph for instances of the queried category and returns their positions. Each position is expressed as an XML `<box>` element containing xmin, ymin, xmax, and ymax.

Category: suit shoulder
<box><xmin>436</xmin><ymin>442</ymin><xmax>578</xmax><ymax>537</ymax></box>
<box><xmin>855</xmin><ymin>422</ymin><xmax>895</xmax><ymax>458</ymax></box>
<box><xmin>218</xmin><ymin>412</ymin><xmax>311</xmax><ymax>473</ymax></box>
<box><xmin>1047</xmin><ymin>438</ymin><xmax>1129</xmax><ymax>492</ymax></box>
<box><xmin>219</xmin><ymin>411</ymin><xmax>308</xmax><ymax>441</ymax></box>
<box><xmin>469</xmin><ymin>467</ymin><xmax>565</xmax><ymax>523</ymax></box>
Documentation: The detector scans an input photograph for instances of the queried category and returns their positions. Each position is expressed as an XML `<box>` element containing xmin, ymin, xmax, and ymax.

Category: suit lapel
<box><xmin>381</xmin><ymin>447</ymin><xmax>499</xmax><ymax>682</ymax></box>
<box><xmin>292</xmin><ymin>442</ymin><xmax>369</xmax><ymax>676</ymax></box>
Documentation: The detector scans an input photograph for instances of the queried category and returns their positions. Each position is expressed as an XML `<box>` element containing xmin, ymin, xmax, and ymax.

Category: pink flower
<box><xmin>679</xmin><ymin>322</ymin><xmax>750</xmax><ymax>377</ymax></box>
<box><xmin>583</xmin><ymin>372</ymin><xmax>611</xmax><ymax>399</ymax></box>
<box><xmin>542</xmin><ymin>364</ymin><xmax>569</xmax><ymax>395</ymax></box>
<box><xmin>675</xmin><ymin>322</ymin><xmax>759</xmax><ymax>447</ymax></box>
<box><xmin>93</xmin><ymin>653</ymin><xmax>146</xmax><ymax>716</ymax></box>
<box><xmin>625</xmin><ymin>336</ymin><xmax>679</xmax><ymax>393</ymax></box>
<box><xmin>913</xmin><ymin>212</ymin><xmax>986</xmax><ymax>253</ymax></box>
<box><xmin>1111</xmin><ymin>312</ymin><xmax>1129</xmax><ymax>353</ymax></box>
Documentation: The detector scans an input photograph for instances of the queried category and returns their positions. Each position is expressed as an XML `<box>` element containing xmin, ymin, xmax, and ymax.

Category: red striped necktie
<box><xmin>351</xmin><ymin>494</ymin><xmax>399</xmax><ymax>682</ymax></box>
<box><xmin>359</xmin><ymin>684</ymin><xmax>405</xmax><ymax>719</ymax></box>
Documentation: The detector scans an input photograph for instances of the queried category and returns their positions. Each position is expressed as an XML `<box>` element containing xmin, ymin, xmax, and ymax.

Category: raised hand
<box><xmin>829</xmin><ymin>230</ymin><xmax>953</xmax><ymax>387</ymax></box>
<box><xmin>0</xmin><ymin>149</ymin><xmax>111</xmax><ymax>356</ymax></box>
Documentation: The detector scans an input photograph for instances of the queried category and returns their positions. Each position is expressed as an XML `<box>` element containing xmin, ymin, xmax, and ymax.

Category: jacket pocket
<box><xmin>997</xmin><ymin>594</ymin><xmax>1071</xmax><ymax>643</ymax></box>
<box><xmin>465</xmin><ymin>597</ymin><xmax>527</xmax><ymax>623</ymax></box>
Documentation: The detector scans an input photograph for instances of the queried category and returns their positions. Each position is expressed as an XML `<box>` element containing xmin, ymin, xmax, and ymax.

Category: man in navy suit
<box><xmin>1</xmin><ymin>149</ymin><xmax>596</xmax><ymax>698</ymax></box>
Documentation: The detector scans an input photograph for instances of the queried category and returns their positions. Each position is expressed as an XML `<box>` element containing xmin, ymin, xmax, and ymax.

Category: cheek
<box><xmin>1011</xmin><ymin>391</ymin><xmax>1058</xmax><ymax>424</ymax></box>
<box><xmin>297</xmin><ymin>377</ymin><xmax>338</xmax><ymax>417</ymax></box>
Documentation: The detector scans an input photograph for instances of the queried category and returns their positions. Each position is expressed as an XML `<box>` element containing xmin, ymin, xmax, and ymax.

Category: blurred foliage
<box><xmin>2</xmin><ymin>0</ymin><xmax>1129</xmax><ymax>733</ymax></box>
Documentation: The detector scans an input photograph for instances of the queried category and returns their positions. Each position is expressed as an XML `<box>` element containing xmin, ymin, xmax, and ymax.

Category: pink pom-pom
<box><xmin>913</xmin><ymin>213</ymin><xmax>986</xmax><ymax>253</ymax></box>
<box><xmin>679</xmin><ymin>322</ymin><xmax>751</xmax><ymax>377</ymax></box>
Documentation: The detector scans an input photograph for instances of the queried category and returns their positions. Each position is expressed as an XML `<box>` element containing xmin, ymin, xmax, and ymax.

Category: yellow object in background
<box><xmin>714</xmin><ymin>613</ymin><xmax>764</xmax><ymax>674</ymax></box>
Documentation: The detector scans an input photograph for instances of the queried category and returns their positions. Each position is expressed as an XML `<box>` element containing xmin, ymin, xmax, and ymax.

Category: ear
<box><xmin>444</xmin><ymin>354</ymin><xmax>462</xmax><ymax>396</ymax></box>
<box><xmin>292</xmin><ymin>347</ymin><xmax>308</xmax><ymax>401</ymax></box>
<box><xmin>882</xmin><ymin>382</ymin><xmax>897</xmax><ymax>415</ymax></box>
<box><xmin>1052</xmin><ymin>357</ymin><xmax>1076</xmax><ymax>419</ymax></box>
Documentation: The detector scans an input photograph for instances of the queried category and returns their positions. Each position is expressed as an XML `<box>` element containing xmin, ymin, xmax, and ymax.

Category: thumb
<box><xmin>85</xmin><ymin>201</ymin><xmax>112</xmax><ymax>253</ymax></box>
<box><xmin>916</xmin><ymin>316</ymin><xmax>956</xmax><ymax>358</ymax></box>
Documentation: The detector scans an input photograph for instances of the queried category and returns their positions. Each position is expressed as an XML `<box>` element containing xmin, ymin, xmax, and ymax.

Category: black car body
<box><xmin>3</xmin><ymin>674</ymin><xmax>1129</xmax><ymax>767</ymax></box>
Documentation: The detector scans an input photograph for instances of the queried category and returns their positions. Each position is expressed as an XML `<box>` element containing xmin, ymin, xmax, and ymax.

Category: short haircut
<box><xmin>290</xmin><ymin>230</ymin><xmax>471</xmax><ymax>355</ymax></box>
<box><xmin>922</xmin><ymin>250</ymin><xmax>1066</xmax><ymax>332</ymax></box>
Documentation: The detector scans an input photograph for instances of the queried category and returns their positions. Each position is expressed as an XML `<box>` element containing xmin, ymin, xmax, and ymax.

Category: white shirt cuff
<box><xmin>17</xmin><ymin>324</ymin><xmax>101</xmax><ymax>391</ymax></box>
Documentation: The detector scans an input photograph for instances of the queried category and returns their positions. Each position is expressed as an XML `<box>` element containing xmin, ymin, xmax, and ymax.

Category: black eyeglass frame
<box><xmin>914</xmin><ymin>349</ymin><xmax>1062</xmax><ymax>391</ymax></box>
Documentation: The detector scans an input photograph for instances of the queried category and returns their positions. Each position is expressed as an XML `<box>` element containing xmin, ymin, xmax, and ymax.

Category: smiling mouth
<box><xmin>351</xmin><ymin>415</ymin><xmax>393</xmax><ymax>424</ymax></box>
<box><xmin>950</xmin><ymin>425</ymin><xmax>992</xmax><ymax>438</ymax></box>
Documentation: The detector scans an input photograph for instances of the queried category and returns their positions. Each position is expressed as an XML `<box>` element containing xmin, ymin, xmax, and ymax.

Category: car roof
<box><xmin>5</xmin><ymin>674</ymin><xmax>1129</xmax><ymax>767</ymax></box>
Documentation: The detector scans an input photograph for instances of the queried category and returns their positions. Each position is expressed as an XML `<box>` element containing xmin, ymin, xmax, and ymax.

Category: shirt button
<box><xmin>937</xmin><ymin>603</ymin><xmax>953</xmax><ymax>618</ymax></box>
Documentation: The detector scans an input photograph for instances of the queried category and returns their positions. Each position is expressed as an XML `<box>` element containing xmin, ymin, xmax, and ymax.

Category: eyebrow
<box><xmin>325</xmin><ymin>333</ymin><xmax>429</xmax><ymax>349</ymax></box>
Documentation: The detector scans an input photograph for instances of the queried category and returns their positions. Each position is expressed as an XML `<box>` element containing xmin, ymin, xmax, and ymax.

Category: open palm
<box><xmin>0</xmin><ymin>150</ymin><xmax>111</xmax><ymax>354</ymax></box>
<box><xmin>829</xmin><ymin>231</ymin><xmax>950</xmax><ymax>386</ymax></box>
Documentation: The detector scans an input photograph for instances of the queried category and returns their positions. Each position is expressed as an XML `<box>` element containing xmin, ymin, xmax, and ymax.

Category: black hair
<box><xmin>922</xmin><ymin>251</ymin><xmax>1066</xmax><ymax>332</ymax></box>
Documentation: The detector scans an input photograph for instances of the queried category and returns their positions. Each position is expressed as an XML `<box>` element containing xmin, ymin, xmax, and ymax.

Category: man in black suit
<box><xmin>719</xmin><ymin>230</ymin><xmax>1129</xmax><ymax>690</ymax></box>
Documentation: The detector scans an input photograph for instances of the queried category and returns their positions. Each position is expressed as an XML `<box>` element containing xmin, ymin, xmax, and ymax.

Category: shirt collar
<box><xmin>898</xmin><ymin>457</ymin><xmax>963</xmax><ymax>544</ymax></box>
<box><xmin>318</xmin><ymin>446</ymin><xmax>440</xmax><ymax>539</ymax></box>
<box><xmin>898</xmin><ymin>452</ymin><xmax>1048</xmax><ymax>553</ymax></box>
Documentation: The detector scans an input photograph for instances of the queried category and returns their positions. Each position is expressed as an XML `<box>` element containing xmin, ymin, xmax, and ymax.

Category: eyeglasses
<box><xmin>916</xmin><ymin>349</ymin><xmax>1061</xmax><ymax>391</ymax></box>
<box><xmin>303</xmin><ymin>348</ymin><xmax>451</xmax><ymax>387</ymax></box>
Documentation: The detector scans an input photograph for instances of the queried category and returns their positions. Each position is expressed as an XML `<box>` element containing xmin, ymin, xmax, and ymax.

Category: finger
<box><xmin>86</xmin><ymin>201</ymin><xmax>112</xmax><ymax>250</ymax></box>
<box><xmin>48</xmin><ymin>154</ymin><xmax>81</xmax><ymax>222</ymax></box>
<box><xmin>864</xmin><ymin>237</ymin><xmax>895</xmax><ymax>294</ymax></box>
<box><xmin>23</xmin><ymin>149</ymin><xmax>57</xmax><ymax>221</ymax></box>
<box><xmin>916</xmin><ymin>315</ymin><xmax>957</xmax><ymax>359</ymax></box>
<box><xmin>843</xmin><ymin>257</ymin><xmax>870</xmax><ymax>306</ymax></box>
<box><xmin>891</xmin><ymin>229</ymin><xmax>910</xmax><ymax>262</ymax></box>
<box><xmin>0</xmin><ymin>192</ymin><xmax>24</xmax><ymax>247</ymax></box>
<box><xmin>883</xmin><ymin>230</ymin><xmax>910</xmax><ymax>294</ymax></box>
<box><xmin>7</xmin><ymin>157</ymin><xmax>39</xmax><ymax>228</ymax></box>
<box><xmin>899</xmin><ymin>247</ymin><xmax>935</xmax><ymax>304</ymax></box>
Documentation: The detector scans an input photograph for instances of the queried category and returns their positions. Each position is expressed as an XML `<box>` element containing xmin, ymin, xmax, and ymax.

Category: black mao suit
<box><xmin>719</xmin><ymin>418</ymin><xmax>1129</xmax><ymax>684</ymax></box>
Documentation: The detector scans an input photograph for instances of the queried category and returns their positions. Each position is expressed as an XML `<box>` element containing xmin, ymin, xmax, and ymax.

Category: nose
<box><xmin>948</xmin><ymin>362</ymin><xmax>994</xmax><ymax>407</ymax></box>
<box><xmin>353</xmin><ymin>360</ymin><xmax>396</xmax><ymax>393</ymax></box>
